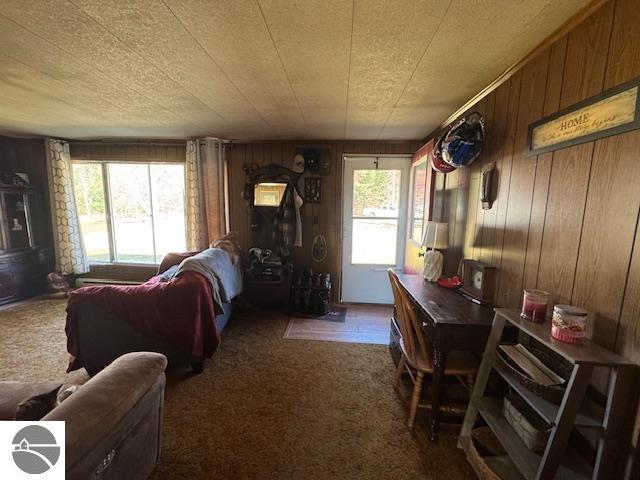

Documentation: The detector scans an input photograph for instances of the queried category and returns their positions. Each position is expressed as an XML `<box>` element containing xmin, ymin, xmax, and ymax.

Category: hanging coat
<box><xmin>273</xmin><ymin>184</ymin><xmax>303</xmax><ymax>257</ymax></box>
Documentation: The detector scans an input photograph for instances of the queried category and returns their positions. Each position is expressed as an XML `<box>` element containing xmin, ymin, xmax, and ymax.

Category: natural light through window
<box><xmin>350</xmin><ymin>169</ymin><xmax>401</xmax><ymax>265</ymax></box>
<box><xmin>410</xmin><ymin>162</ymin><xmax>426</xmax><ymax>243</ymax></box>
<box><xmin>72</xmin><ymin>162</ymin><xmax>186</xmax><ymax>264</ymax></box>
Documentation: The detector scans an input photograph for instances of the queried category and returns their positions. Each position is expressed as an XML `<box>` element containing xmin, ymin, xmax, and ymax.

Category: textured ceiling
<box><xmin>0</xmin><ymin>0</ymin><xmax>591</xmax><ymax>140</ymax></box>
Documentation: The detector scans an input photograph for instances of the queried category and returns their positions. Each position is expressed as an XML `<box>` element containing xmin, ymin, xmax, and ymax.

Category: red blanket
<box><xmin>65</xmin><ymin>271</ymin><xmax>220</xmax><ymax>372</ymax></box>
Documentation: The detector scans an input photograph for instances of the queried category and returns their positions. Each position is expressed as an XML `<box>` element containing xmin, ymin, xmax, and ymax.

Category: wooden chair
<box><xmin>388</xmin><ymin>269</ymin><xmax>479</xmax><ymax>429</ymax></box>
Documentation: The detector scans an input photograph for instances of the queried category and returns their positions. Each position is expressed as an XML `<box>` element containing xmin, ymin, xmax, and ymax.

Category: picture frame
<box><xmin>304</xmin><ymin>177</ymin><xmax>321</xmax><ymax>203</ymax></box>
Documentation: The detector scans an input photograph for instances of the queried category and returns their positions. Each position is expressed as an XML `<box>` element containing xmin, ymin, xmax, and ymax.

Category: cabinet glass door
<box><xmin>3</xmin><ymin>193</ymin><xmax>32</xmax><ymax>250</ymax></box>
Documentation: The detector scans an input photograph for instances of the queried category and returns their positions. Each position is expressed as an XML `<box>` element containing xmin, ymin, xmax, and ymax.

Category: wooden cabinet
<box><xmin>0</xmin><ymin>184</ymin><xmax>53</xmax><ymax>305</ymax></box>
<box><xmin>244</xmin><ymin>263</ymin><xmax>293</xmax><ymax>307</ymax></box>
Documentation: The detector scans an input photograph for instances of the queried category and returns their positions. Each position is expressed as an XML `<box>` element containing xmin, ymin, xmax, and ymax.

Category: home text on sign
<box><xmin>530</xmin><ymin>86</ymin><xmax>638</xmax><ymax>153</ymax></box>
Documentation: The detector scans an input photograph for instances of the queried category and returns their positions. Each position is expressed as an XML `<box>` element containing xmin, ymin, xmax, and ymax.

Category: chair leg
<box><xmin>394</xmin><ymin>355</ymin><xmax>406</xmax><ymax>388</ymax></box>
<box><xmin>466</xmin><ymin>373</ymin><xmax>475</xmax><ymax>390</ymax></box>
<box><xmin>408</xmin><ymin>371</ymin><xmax>424</xmax><ymax>429</ymax></box>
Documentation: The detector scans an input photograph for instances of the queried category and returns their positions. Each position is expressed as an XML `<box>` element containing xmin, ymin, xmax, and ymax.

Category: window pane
<box><xmin>412</xmin><ymin>220</ymin><xmax>423</xmax><ymax>243</ymax></box>
<box><xmin>411</xmin><ymin>162</ymin><xmax>427</xmax><ymax>242</ymax></box>
<box><xmin>108</xmin><ymin>164</ymin><xmax>155</xmax><ymax>263</ymax></box>
<box><xmin>352</xmin><ymin>169</ymin><xmax>401</xmax><ymax>217</ymax></box>
<box><xmin>351</xmin><ymin>219</ymin><xmax>398</xmax><ymax>265</ymax></box>
<box><xmin>72</xmin><ymin>163</ymin><xmax>110</xmax><ymax>262</ymax></box>
<box><xmin>150</xmin><ymin>164</ymin><xmax>186</xmax><ymax>263</ymax></box>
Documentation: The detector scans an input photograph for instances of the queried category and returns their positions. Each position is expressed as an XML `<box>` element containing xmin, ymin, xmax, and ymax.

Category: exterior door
<box><xmin>341</xmin><ymin>156</ymin><xmax>410</xmax><ymax>304</ymax></box>
<box><xmin>404</xmin><ymin>141</ymin><xmax>435</xmax><ymax>274</ymax></box>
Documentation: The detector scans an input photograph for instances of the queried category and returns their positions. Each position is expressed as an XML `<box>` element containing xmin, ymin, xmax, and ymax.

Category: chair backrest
<box><xmin>387</xmin><ymin>270</ymin><xmax>431</xmax><ymax>366</ymax></box>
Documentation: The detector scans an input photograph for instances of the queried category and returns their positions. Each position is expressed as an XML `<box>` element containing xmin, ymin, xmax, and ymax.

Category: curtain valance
<box><xmin>69</xmin><ymin>142</ymin><xmax>186</xmax><ymax>163</ymax></box>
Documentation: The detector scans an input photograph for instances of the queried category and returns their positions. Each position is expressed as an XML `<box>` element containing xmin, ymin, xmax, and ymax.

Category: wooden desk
<box><xmin>396</xmin><ymin>274</ymin><xmax>494</xmax><ymax>440</ymax></box>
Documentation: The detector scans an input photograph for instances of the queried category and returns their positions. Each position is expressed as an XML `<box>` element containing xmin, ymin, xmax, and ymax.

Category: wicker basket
<box><xmin>497</xmin><ymin>344</ymin><xmax>571</xmax><ymax>404</ymax></box>
<box><xmin>460</xmin><ymin>436</ymin><xmax>502</xmax><ymax>480</ymax></box>
<box><xmin>503</xmin><ymin>394</ymin><xmax>550</xmax><ymax>453</ymax></box>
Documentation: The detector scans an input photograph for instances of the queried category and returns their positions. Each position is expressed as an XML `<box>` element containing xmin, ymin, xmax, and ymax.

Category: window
<box><xmin>72</xmin><ymin>162</ymin><xmax>186</xmax><ymax>264</ymax></box>
<box><xmin>351</xmin><ymin>169</ymin><xmax>402</xmax><ymax>265</ymax></box>
<box><xmin>409</xmin><ymin>161</ymin><xmax>427</xmax><ymax>243</ymax></box>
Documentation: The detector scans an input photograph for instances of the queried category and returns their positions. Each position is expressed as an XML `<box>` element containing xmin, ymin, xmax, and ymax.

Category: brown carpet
<box><xmin>0</xmin><ymin>299</ymin><xmax>474</xmax><ymax>480</ymax></box>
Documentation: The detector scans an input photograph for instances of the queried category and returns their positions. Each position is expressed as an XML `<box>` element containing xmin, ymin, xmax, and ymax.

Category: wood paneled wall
<box><xmin>0</xmin><ymin>136</ymin><xmax>48</xmax><ymax>193</ymax></box>
<box><xmin>226</xmin><ymin>141</ymin><xmax>419</xmax><ymax>301</ymax></box>
<box><xmin>431</xmin><ymin>0</ymin><xmax>640</xmax><ymax>472</ymax></box>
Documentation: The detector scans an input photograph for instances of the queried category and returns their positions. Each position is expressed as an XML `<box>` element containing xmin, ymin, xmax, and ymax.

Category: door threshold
<box><xmin>339</xmin><ymin>301</ymin><xmax>393</xmax><ymax>307</ymax></box>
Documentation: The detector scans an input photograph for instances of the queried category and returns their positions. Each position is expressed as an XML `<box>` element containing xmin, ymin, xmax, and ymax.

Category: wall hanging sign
<box><xmin>304</xmin><ymin>177</ymin><xmax>321</xmax><ymax>203</ymax></box>
<box><xmin>528</xmin><ymin>77</ymin><xmax>640</xmax><ymax>155</ymax></box>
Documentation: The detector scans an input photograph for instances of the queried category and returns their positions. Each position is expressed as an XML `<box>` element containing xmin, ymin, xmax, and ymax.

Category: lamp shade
<box><xmin>422</xmin><ymin>221</ymin><xmax>449</xmax><ymax>250</ymax></box>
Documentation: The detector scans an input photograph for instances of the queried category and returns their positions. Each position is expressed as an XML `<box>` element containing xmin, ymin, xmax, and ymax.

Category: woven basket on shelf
<box><xmin>460</xmin><ymin>436</ymin><xmax>502</xmax><ymax>480</ymax></box>
<box><xmin>496</xmin><ymin>344</ymin><xmax>572</xmax><ymax>404</ymax></box>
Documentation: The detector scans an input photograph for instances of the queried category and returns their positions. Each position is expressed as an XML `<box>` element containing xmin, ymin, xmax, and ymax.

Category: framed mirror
<box><xmin>254</xmin><ymin>182</ymin><xmax>287</xmax><ymax>207</ymax></box>
<box><xmin>243</xmin><ymin>163</ymin><xmax>301</xmax><ymax>251</ymax></box>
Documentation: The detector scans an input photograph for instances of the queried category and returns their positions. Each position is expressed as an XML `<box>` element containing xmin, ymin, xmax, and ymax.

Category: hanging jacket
<box><xmin>273</xmin><ymin>184</ymin><xmax>302</xmax><ymax>257</ymax></box>
<box><xmin>273</xmin><ymin>184</ymin><xmax>296</xmax><ymax>257</ymax></box>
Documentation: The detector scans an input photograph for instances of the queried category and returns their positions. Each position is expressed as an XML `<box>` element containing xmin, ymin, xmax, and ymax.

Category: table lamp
<box><xmin>421</xmin><ymin>221</ymin><xmax>449</xmax><ymax>281</ymax></box>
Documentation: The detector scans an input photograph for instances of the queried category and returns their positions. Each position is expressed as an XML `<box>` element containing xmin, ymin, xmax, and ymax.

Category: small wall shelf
<box><xmin>459</xmin><ymin>308</ymin><xmax>638</xmax><ymax>480</ymax></box>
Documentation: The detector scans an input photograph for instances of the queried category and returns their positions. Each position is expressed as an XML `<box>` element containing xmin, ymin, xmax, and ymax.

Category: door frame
<box><xmin>339</xmin><ymin>154</ymin><xmax>411</xmax><ymax>304</ymax></box>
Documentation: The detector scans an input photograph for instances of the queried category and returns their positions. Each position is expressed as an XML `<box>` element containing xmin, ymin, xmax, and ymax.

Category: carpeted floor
<box><xmin>0</xmin><ymin>299</ymin><xmax>474</xmax><ymax>480</ymax></box>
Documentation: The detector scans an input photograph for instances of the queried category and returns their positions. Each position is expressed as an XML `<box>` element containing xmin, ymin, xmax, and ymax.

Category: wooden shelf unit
<box><xmin>459</xmin><ymin>308</ymin><xmax>638</xmax><ymax>480</ymax></box>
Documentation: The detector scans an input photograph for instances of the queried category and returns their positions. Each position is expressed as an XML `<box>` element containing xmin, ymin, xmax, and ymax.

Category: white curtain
<box><xmin>185</xmin><ymin>140</ymin><xmax>207</xmax><ymax>251</ymax></box>
<box><xmin>45</xmin><ymin>138</ymin><xmax>89</xmax><ymax>275</ymax></box>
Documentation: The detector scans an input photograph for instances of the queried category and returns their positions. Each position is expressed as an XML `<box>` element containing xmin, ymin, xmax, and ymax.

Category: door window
<box><xmin>351</xmin><ymin>169</ymin><xmax>401</xmax><ymax>265</ymax></box>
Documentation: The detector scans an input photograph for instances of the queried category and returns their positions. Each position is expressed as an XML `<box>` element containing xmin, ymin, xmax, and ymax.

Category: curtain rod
<box><xmin>69</xmin><ymin>139</ymin><xmax>230</xmax><ymax>146</ymax></box>
<box><xmin>68</xmin><ymin>141</ymin><xmax>187</xmax><ymax>147</ymax></box>
<box><xmin>199</xmin><ymin>137</ymin><xmax>231</xmax><ymax>144</ymax></box>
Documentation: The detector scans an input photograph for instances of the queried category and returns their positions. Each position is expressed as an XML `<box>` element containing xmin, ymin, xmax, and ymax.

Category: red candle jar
<box><xmin>520</xmin><ymin>289</ymin><xmax>550</xmax><ymax>323</ymax></box>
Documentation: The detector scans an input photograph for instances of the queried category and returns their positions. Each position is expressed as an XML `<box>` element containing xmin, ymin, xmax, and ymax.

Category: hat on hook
<box><xmin>292</xmin><ymin>153</ymin><xmax>305</xmax><ymax>173</ymax></box>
